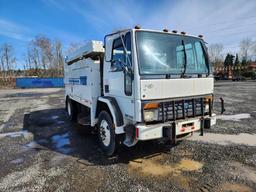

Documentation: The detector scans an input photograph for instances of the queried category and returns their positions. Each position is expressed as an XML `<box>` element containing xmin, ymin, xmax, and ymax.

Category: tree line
<box><xmin>208</xmin><ymin>38</ymin><xmax>256</xmax><ymax>77</ymax></box>
<box><xmin>0</xmin><ymin>35</ymin><xmax>82</xmax><ymax>82</ymax></box>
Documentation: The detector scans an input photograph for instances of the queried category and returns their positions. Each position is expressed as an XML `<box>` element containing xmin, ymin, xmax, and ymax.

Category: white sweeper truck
<box><xmin>64</xmin><ymin>26</ymin><xmax>220</xmax><ymax>156</ymax></box>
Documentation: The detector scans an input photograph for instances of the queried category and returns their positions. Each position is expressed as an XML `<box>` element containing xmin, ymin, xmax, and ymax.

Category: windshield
<box><xmin>136</xmin><ymin>31</ymin><xmax>209</xmax><ymax>75</ymax></box>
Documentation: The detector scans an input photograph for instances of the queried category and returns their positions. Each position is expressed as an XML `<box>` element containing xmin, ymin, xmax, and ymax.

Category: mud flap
<box><xmin>163</xmin><ymin>122</ymin><xmax>176</xmax><ymax>144</ymax></box>
<box><xmin>123</xmin><ymin>125</ymin><xmax>137</xmax><ymax>147</ymax></box>
<box><xmin>200</xmin><ymin>117</ymin><xmax>204</xmax><ymax>136</ymax></box>
<box><xmin>204</xmin><ymin>118</ymin><xmax>211</xmax><ymax>129</ymax></box>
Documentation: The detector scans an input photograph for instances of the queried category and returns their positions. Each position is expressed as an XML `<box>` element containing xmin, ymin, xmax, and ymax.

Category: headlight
<box><xmin>144</xmin><ymin>110</ymin><xmax>158</xmax><ymax>122</ymax></box>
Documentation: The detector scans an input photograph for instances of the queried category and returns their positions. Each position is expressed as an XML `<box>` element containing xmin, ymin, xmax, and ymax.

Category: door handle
<box><xmin>105</xmin><ymin>85</ymin><xmax>109</xmax><ymax>93</ymax></box>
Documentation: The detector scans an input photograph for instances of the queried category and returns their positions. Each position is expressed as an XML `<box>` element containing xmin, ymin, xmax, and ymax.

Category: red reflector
<box><xmin>135</xmin><ymin>127</ymin><xmax>139</xmax><ymax>139</ymax></box>
<box><xmin>191</xmin><ymin>126</ymin><xmax>195</xmax><ymax>130</ymax></box>
<box><xmin>180</xmin><ymin>128</ymin><xmax>185</xmax><ymax>132</ymax></box>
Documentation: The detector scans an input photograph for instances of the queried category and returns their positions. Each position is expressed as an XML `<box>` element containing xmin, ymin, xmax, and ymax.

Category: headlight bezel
<box><xmin>143</xmin><ymin>102</ymin><xmax>159</xmax><ymax>122</ymax></box>
<box><xmin>143</xmin><ymin>109</ymin><xmax>158</xmax><ymax>122</ymax></box>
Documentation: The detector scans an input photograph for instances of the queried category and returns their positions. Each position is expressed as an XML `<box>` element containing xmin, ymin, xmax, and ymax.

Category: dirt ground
<box><xmin>0</xmin><ymin>81</ymin><xmax>256</xmax><ymax>192</ymax></box>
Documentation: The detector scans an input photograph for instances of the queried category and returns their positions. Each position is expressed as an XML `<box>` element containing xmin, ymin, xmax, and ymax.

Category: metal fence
<box><xmin>16</xmin><ymin>77</ymin><xmax>64</xmax><ymax>88</ymax></box>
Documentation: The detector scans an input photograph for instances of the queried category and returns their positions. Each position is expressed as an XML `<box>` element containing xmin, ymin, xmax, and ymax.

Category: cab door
<box><xmin>104</xmin><ymin>32</ymin><xmax>134</xmax><ymax>122</ymax></box>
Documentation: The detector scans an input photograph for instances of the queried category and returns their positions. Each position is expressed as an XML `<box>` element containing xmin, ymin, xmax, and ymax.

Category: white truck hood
<box><xmin>140</xmin><ymin>78</ymin><xmax>214</xmax><ymax>100</ymax></box>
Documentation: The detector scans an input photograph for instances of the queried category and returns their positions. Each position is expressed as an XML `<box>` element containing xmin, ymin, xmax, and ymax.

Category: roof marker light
<box><xmin>181</xmin><ymin>31</ymin><xmax>186</xmax><ymax>35</ymax></box>
<box><xmin>172</xmin><ymin>30</ymin><xmax>178</xmax><ymax>33</ymax></box>
<box><xmin>163</xmin><ymin>28</ymin><xmax>169</xmax><ymax>32</ymax></box>
<box><xmin>134</xmin><ymin>25</ymin><xmax>141</xmax><ymax>29</ymax></box>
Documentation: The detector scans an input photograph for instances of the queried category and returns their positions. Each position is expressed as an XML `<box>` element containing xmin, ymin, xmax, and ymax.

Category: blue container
<box><xmin>16</xmin><ymin>77</ymin><xmax>64</xmax><ymax>88</ymax></box>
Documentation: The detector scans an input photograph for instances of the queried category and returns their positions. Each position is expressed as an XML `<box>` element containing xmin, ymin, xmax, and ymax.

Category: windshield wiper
<box><xmin>200</xmin><ymin>41</ymin><xmax>210</xmax><ymax>77</ymax></box>
<box><xmin>180</xmin><ymin>40</ymin><xmax>187</xmax><ymax>78</ymax></box>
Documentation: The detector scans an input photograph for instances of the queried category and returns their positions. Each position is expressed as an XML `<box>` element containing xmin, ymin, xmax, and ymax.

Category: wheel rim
<box><xmin>67</xmin><ymin>101</ymin><xmax>71</xmax><ymax>116</ymax></box>
<box><xmin>99</xmin><ymin>119</ymin><xmax>111</xmax><ymax>147</ymax></box>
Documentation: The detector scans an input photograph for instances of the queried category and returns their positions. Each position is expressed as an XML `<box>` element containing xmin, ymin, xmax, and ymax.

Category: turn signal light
<box><xmin>204</xmin><ymin>95</ymin><xmax>213</xmax><ymax>103</ymax></box>
<box><xmin>144</xmin><ymin>103</ymin><xmax>159</xmax><ymax>109</ymax></box>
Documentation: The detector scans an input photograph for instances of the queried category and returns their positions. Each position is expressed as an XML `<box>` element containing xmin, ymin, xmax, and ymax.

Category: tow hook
<box><xmin>220</xmin><ymin>97</ymin><xmax>225</xmax><ymax>114</ymax></box>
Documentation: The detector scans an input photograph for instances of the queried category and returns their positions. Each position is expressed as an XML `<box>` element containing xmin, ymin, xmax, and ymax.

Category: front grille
<box><xmin>158</xmin><ymin>98</ymin><xmax>205</xmax><ymax>122</ymax></box>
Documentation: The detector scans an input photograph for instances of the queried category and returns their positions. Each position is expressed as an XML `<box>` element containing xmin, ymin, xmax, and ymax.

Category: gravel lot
<box><xmin>0</xmin><ymin>81</ymin><xmax>256</xmax><ymax>192</ymax></box>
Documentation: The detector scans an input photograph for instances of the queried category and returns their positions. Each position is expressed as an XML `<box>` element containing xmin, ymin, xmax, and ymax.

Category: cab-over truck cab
<box><xmin>65</xmin><ymin>27</ymin><xmax>216</xmax><ymax>156</ymax></box>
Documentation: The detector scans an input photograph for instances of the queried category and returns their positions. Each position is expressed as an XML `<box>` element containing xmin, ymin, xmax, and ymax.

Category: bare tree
<box><xmin>26</xmin><ymin>40</ymin><xmax>41</xmax><ymax>76</ymax></box>
<box><xmin>0</xmin><ymin>43</ymin><xmax>16</xmax><ymax>79</ymax></box>
<box><xmin>239</xmin><ymin>38</ymin><xmax>254</xmax><ymax>61</ymax></box>
<box><xmin>25</xmin><ymin>35</ymin><xmax>66</xmax><ymax>77</ymax></box>
<box><xmin>52</xmin><ymin>40</ymin><xmax>64</xmax><ymax>76</ymax></box>
<box><xmin>208</xmin><ymin>43</ymin><xmax>224</xmax><ymax>64</ymax></box>
<box><xmin>252</xmin><ymin>41</ymin><xmax>256</xmax><ymax>60</ymax></box>
<box><xmin>34</xmin><ymin>35</ymin><xmax>53</xmax><ymax>72</ymax></box>
<box><xmin>0</xmin><ymin>52</ymin><xmax>5</xmax><ymax>79</ymax></box>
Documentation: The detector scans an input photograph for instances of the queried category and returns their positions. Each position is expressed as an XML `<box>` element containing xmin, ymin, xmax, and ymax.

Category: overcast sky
<box><xmin>0</xmin><ymin>0</ymin><xmax>256</xmax><ymax>68</ymax></box>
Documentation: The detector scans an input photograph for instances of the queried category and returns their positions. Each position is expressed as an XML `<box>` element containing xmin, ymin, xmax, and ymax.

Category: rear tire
<box><xmin>66</xmin><ymin>98</ymin><xmax>77</xmax><ymax>122</ymax></box>
<box><xmin>97</xmin><ymin>111</ymin><xmax>116</xmax><ymax>156</ymax></box>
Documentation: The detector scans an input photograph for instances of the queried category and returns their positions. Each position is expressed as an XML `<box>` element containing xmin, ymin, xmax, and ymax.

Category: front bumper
<box><xmin>136</xmin><ymin>114</ymin><xmax>216</xmax><ymax>141</ymax></box>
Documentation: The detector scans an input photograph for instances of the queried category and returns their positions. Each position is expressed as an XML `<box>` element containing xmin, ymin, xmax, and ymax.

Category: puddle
<box><xmin>0</xmin><ymin>131</ymin><xmax>26</xmax><ymax>138</ymax></box>
<box><xmin>188</xmin><ymin>133</ymin><xmax>256</xmax><ymax>146</ymax></box>
<box><xmin>128</xmin><ymin>155</ymin><xmax>203</xmax><ymax>177</ymax></box>
<box><xmin>0</xmin><ymin>131</ymin><xmax>33</xmax><ymax>141</ymax></box>
<box><xmin>51</xmin><ymin>133</ymin><xmax>72</xmax><ymax>154</ymax></box>
<box><xmin>57</xmin><ymin>120</ymin><xmax>65</xmax><ymax>124</ymax></box>
<box><xmin>19</xmin><ymin>141</ymin><xmax>48</xmax><ymax>153</ymax></box>
<box><xmin>51</xmin><ymin>115</ymin><xmax>59</xmax><ymax>120</ymax></box>
<box><xmin>37</xmin><ymin>139</ymin><xmax>48</xmax><ymax>144</ymax></box>
<box><xmin>51</xmin><ymin>133</ymin><xmax>70</xmax><ymax>148</ymax></box>
<box><xmin>20</xmin><ymin>141</ymin><xmax>47</xmax><ymax>152</ymax></box>
<box><xmin>217</xmin><ymin>113</ymin><xmax>251</xmax><ymax>121</ymax></box>
<box><xmin>10</xmin><ymin>157</ymin><xmax>24</xmax><ymax>165</ymax></box>
<box><xmin>219</xmin><ymin>183</ymin><xmax>253</xmax><ymax>192</ymax></box>
<box><xmin>25</xmin><ymin>141</ymin><xmax>40</xmax><ymax>148</ymax></box>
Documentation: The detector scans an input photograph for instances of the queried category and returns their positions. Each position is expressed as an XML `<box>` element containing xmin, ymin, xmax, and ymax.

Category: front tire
<box><xmin>97</xmin><ymin>111</ymin><xmax>116</xmax><ymax>156</ymax></box>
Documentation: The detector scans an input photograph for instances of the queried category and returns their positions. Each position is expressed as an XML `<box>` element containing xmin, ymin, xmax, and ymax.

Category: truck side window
<box><xmin>111</xmin><ymin>33</ymin><xmax>132</xmax><ymax>71</ymax></box>
<box><xmin>112</xmin><ymin>38</ymin><xmax>125</xmax><ymax>71</ymax></box>
<box><xmin>111</xmin><ymin>32</ymin><xmax>133</xmax><ymax>96</ymax></box>
<box><xmin>125</xmin><ymin>32</ymin><xmax>132</xmax><ymax>67</ymax></box>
